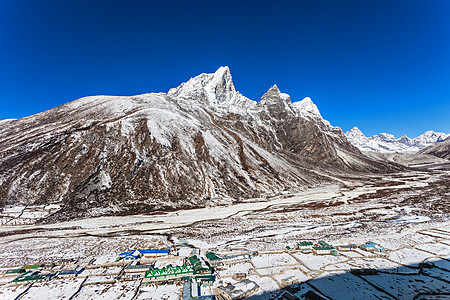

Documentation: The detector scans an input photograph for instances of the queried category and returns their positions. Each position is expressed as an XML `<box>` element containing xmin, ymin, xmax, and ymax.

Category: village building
<box><xmin>232</xmin><ymin>273</ymin><xmax>247</xmax><ymax>281</ymax></box>
<box><xmin>336</xmin><ymin>244</ymin><xmax>357</xmax><ymax>251</ymax></box>
<box><xmin>117</xmin><ymin>248</ymin><xmax>170</xmax><ymax>261</ymax></box>
<box><xmin>57</xmin><ymin>266</ymin><xmax>83</xmax><ymax>278</ymax></box>
<box><xmin>312</xmin><ymin>246</ymin><xmax>337</xmax><ymax>255</ymax></box>
<box><xmin>219</xmin><ymin>253</ymin><xmax>251</xmax><ymax>265</ymax></box>
<box><xmin>312</xmin><ymin>241</ymin><xmax>337</xmax><ymax>255</ymax></box>
<box><xmin>22</xmin><ymin>264</ymin><xmax>43</xmax><ymax>270</ymax></box>
<box><xmin>140</xmin><ymin>249</ymin><xmax>170</xmax><ymax>258</ymax></box>
<box><xmin>297</xmin><ymin>241</ymin><xmax>314</xmax><ymax>251</ymax></box>
<box><xmin>360</xmin><ymin>241</ymin><xmax>385</xmax><ymax>252</ymax></box>
<box><xmin>143</xmin><ymin>265</ymin><xmax>194</xmax><ymax>283</ymax></box>
<box><xmin>215</xmin><ymin>279</ymin><xmax>259</xmax><ymax>300</ymax></box>
<box><xmin>4</xmin><ymin>268</ymin><xmax>25</xmax><ymax>276</ymax></box>
<box><xmin>12</xmin><ymin>272</ymin><xmax>52</xmax><ymax>284</ymax></box>
<box><xmin>123</xmin><ymin>264</ymin><xmax>153</xmax><ymax>279</ymax></box>
<box><xmin>54</xmin><ymin>258</ymin><xmax>77</xmax><ymax>265</ymax></box>
<box><xmin>119</xmin><ymin>249</ymin><xmax>143</xmax><ymax>261</ymax></box>
<box><xmin>205</xmin><ymin>252</ymin><xmax>223</xmax><ymax>267</ymax></box>
<box><xmin>280</xmin><ymin>276</ymin><xmax>299</xmax><ymax>288</ymax></box>
<box><xmin>124</xmin><ymin>264</ymin><xmax>153</xmax><ymax>273</ymax></box>
<box><xmin>188</xmin><ymin>255</ymin><xmax>211</xmax><ymax>275</ymax></box>
<box><xmin>193</xmin><ymin>274</ymin><xmax>214</xmax><ymax>286</ymax></box>
<box><xmin>182</xmin><ymin>279</ymin><xmax>192</xmax><ymax>300</ymax></box>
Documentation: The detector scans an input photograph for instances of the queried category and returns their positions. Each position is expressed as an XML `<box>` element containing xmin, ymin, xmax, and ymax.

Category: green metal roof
<box><xmin>313</xmin><ymin>246</ymin><xmax>335</xmax><ymax>250</ymax></box>
<box><xmin>188</xmin><ymin>255</ymin><xmax>200</xmax><ymax>265</ymax></box>
<box><xmin>22</xmin><ymin>264</ymin><xmax>42</xmax><ymax>269</ymax></box>
<box><xmin>145</xmin><ymin>265</ymin><xmax>193</xmax><ymax>278</ymax></box>
<box><xmin>13</xmin><ymin>274</ymin><xmax>47</xmax><ymax>282</ymax></box>
<box><xmin>195</xmin><ymin>274</ymin><xmax>214</xmax><ymax>282</ymax></box>
<box><xmin>6</xmin><ymin>269</ymin><xmax>23</xmax><ymax>274</ymax></box>
<box><xmin>318</xmin><ymin>241</ymin><xmax>332</xmax><ymax>247</ymax></box>
<box><xmin>205</xmin><ymin>252</ymin><xmax>221</xmax><ymax>261</ymax></box>
<box><xmin>298</xmin><ymin>241</ymin><xmax>313</xmax><ymax>246</ymax></box>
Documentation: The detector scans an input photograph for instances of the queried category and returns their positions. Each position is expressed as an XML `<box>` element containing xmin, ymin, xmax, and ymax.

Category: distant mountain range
<box><xmin>0</xmin><ymin>66</ymin><xmax>398</xmax><ymax>222</ymax></box>
<box><xmin>345</xmin><ymin>127</ymin><xmax>449</xmax><ymax>154</ymax></box>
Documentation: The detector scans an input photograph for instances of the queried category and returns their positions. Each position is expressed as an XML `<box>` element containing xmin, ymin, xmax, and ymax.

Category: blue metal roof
<box><xmin>119</xmin><ymin>249</ymin><xmax>169</xmax><ymax>257</ymax></box>
<box><xmin>58</xmin><ymin>269</ymin><xmax>78</xmax><ymax>275</ymax></box>
<box><xmin>140</xmin><ymin>249</ymin><xmax>170</xmax><ymax>254</ymax></box>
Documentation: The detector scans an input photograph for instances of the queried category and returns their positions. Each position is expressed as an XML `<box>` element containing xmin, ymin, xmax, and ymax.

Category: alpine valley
<box><xmin>1</xmin><ymin>67</ymin><xmax>450</xmax><ymax>300</ymax></box>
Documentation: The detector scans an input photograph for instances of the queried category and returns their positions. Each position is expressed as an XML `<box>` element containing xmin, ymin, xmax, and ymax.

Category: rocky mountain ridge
<box><xmin>0</xmin><ymin>67</ymin><xmax>399</xmax><ymax>222</ymax></box>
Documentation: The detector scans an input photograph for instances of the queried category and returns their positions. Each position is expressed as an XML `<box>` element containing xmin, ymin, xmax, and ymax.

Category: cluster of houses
<box><xmin>292</xmin><ymin>240</ymin><xmax>385</xmax><ymax>255</ymax></box>
<box><xmin>0</xmin><ymin>241</ymin><xmax>388</xmax><ymax>299</ymax></box>
<box><xmin>0</xmin><ymin>261</ymin><xmax>84</xmax><ymax>284</ymax></box>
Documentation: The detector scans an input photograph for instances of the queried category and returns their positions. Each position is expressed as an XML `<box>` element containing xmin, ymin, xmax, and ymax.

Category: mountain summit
<box><xmin>0</xmin><ymin>67</ymin><xmax>398</xmax><ymax>222</ymax></box>
<box><xmin>168</xmin><ymin>66</ymin><xmax>255</xmax><ymax>109</ymax></box>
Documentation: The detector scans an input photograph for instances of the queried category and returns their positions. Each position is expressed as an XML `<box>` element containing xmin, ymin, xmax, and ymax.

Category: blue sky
<box><xmin>1</xmin><ymin>0</ymin><xmax>449</xmax><ymax>138</ymax></box>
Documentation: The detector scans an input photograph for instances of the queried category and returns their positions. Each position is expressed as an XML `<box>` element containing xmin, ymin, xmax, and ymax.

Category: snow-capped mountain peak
<box><xmin>414</xmin><ymin>130</ymin><xmax>449</xmax><ymax>147</ymax></box>
<box><xmin>292</xmin><ymin>97</ymin><xmax>323</xmax><ymax>120</ymax></box>
<box><xmin>349</xmin><ymin>126</ymin><xmax>364</xmax><ymax>135</ymax></box>
<box><xmin>259</xmin><ymin>84</ymin><xmax>291</xmax><ymax>104</ymax></box>
<box><xmin>345</xmin><ymin>127</ymin><xmax>449</xmax><ymax>153</ymax></box>
<box><xmin>168</xmin><ymin>66</ymin><xmax>237</xmax><ymax>105</ymax></box>
<box><xmin>375</xmin><ymin>133</ymin><xmax>396</xmax><ymax>143</ymax></box>
<box><xmin>397</xmin><ymin>135</ymin><xmax>413</xmax><ymax>146</ymax></box>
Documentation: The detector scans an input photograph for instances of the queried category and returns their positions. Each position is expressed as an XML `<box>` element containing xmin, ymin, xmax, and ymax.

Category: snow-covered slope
<box><xmin>345</xmin><ymin>127</ymin><xmax>449</xmax><ymax>153</ymax></box>
<box><xmin>0</xmin><ymin>67</ymin><xmax>399</xmax><ymax>222</ymax></box>
<box><xmin>420</xmin><ymin>136</ymin><xmax>450</xmax><ymax>160</ymax></box>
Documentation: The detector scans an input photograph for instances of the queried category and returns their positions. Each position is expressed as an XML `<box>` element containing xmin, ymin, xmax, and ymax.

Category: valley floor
<box><xmin>0</xmin><ymin>166</ymin><xmax>449</xmax><ymax>299</ymax></box>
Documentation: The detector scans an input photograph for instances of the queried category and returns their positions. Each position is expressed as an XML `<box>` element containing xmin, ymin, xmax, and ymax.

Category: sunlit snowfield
<box><xmin>1</xmin><ymin>167</ymin><xmax>449</xmax><ymax>299</ymax></box>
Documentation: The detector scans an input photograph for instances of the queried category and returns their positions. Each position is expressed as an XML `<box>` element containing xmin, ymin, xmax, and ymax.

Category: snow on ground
<box><xmin>272</xmin><ymin>268</ymin><xmax>310</xmax><ymax>283</ymax></box>
<box><xmin>247</xmin><ymin>274</ymin><xmax>279</xmax><ymax>296</ymax></box>
<box><xmin>81</xmin><ymin>268</ymin><xmax>109</xmax><ymax>276</ymax></box>
<box><xmin>323</xmin><ymin>257</ymin><xmax>400</xmax><ymax>271</ymax></box>
<box><xmin>153</xmin><ymin>256</ymin><xmax>184</xmax><ymax>268</ymax></box>
<box><xmin>257</xmin><ymin>265</ymin><xmax>295</xmax><ymax>276</ymax></box>
<box><xmin>251</xmin><ymin>253</ymin><xmax>297</xmax><ymax>268</ymax></box>
<box><xmin>136</xmin><ymin>283</ymin><xmax>182</xmax><ymax>300</ymax></box>
<box><xmin>309</xmin><ymin>271</ymin><xmax>392</xmax><ymax>299</ymax></box>
<box><xmin>84</xmin><ymin>275</ymin><xmax>115</xmax><ymax>284</ymax></box>
<box><xmin>292</xmin><ymin>253</ymin><xmax>348</xmax><ymax>270</ymax></box>
<box><xmin>416</xmin><ymin>243</ymin><xmax>450</xmax><ymax>256</ymax></box>
<box><xmin>393</xmin><ymin>215</ymin><xmax>431</xmax><ymax>224</ymax></box>
<box><xmin>21</xmin><ymin>278</ymin><xmax>84</xmax><ymax>300</ymax></box>
<box><xmin>73</xmin><ymin>281</ymin><xmax>138</xmax><ymax>299</ymax></box>
<box><xmin>388</xmin><ymin>248</ymin><xmax>435</xmax><ymax>267</ymax></box>
<box><xmin>218</xmin><ymin>262</ymin><xmax>254</xmax><ymax>277</ymax></box>
<box><xmin>339</xmin><ymin>251</ymin><xmax>364</xmax><ymax>258</ymax></box>
<box><xmin>419</xmin><ymin>230</ymin><xmax>450</xmax><ymax>239</ymax></box>
<box><xmin>0</xmin><ymin>283</ymin><xmax>30</xmax><ymax>300</ymax></box>
<box><xmin>91</xmin><ymin>255</ymin><xmax>117</xmax><ymax>265</ymax></box>
<box><xmin>362</xmin><ymin>272</ymin><xmax>450</xmax><ymax>299</ymax></box>
<box><xmin>0</xmin><ymin>172</ymin><xmax>449</xmax><ymax>299</ymax></box>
